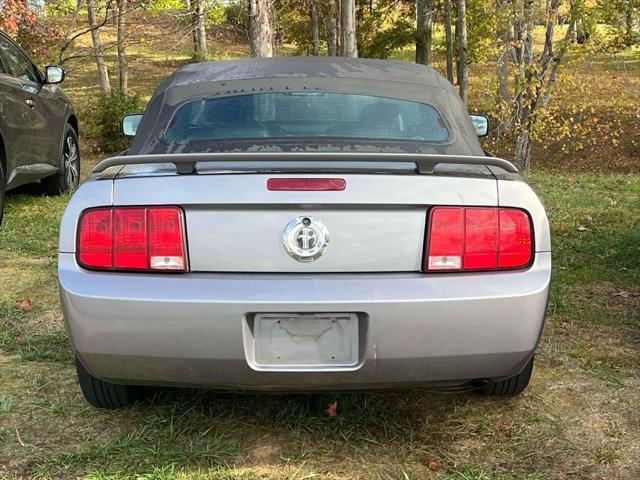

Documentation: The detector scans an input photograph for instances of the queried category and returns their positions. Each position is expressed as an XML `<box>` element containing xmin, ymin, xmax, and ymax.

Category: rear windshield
<box><xmin>164</xmin><ymin>92</ymin><xmax>449</xmax><ymax>143</ymax></box>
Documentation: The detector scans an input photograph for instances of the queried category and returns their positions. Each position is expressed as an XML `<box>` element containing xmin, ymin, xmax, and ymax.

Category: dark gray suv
<box><xmin>0</xmin><ymin>31</ymin><xmax>79</xmax><ymax>224</ymax></box>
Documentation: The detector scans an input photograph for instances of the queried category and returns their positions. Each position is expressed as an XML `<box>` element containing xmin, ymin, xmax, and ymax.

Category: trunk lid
<box><xmin>112</xmin><ymin>172</ymin><xmax>498</xmax><ymax>273</ymax></box>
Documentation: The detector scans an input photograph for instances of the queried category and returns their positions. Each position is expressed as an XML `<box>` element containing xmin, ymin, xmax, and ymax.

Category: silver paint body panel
<box><xmin>59</xmin><ymin>251</ymin><xmax>551</xmax><ymax>389</ymax></box>
<box><xmin>59</xmin><ymin>170</ymin><xmax>551</xmax><ymax>390</ymax></box>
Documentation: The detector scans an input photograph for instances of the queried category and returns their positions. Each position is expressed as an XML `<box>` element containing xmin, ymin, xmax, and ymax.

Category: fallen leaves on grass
<box><xmin>14</xmin><ymin>300</ymin><xmax>32</xmax><ymax>311</ymax></box>
<box><xmin>424</xmin><ymin>460</ymin><xmax>443</xmax><ymax>471</ymax></box>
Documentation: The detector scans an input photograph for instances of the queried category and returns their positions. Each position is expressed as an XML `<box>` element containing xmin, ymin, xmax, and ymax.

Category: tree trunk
<box><xmin>511</xmin><ymin>0</ymin><xmax>570</xmax><ymax>171</ymax></box>
<box><xmin>185</xmin><ymin>0</ymin><xmax>198</xmax><ymax>53</ymax></box>
<box><xmin>310</xmin><ymin>0</ymin><xmax>320</xmax><ymax>55</ymax></box>
<box><xmin>415</xmin><ymin>0</ymin><xmax>433</xmax><ymax>65</ymax></box>
<box><xmin>512</xmin><ymin>0</ymin><xmax>534</xmax><ymax>169</ymax></box>
<box><xmin>327</xmin><ymin>0</ymin><xmax>337</xmax><ymax>56</ymax></box>
<box><xmin>495</xmin><ymin>0</ymin><xmax>510</xmax><ymax>108</ymax></box>
<box><xmin>249</xmin><ymin>0</ymin><xmax>274</xmax><ymax>57</ymax></box>
<box><xmin>513</xmin><ymin>128</ymin><xmax>531</xmax><ymax>171</ymax></box>
<box><xmin>192</xmin><ymin>0</ymin><xmax>208</xmax><ymax>61</ymax></box>
<box><xmin>116</xmin><ymin>0</ymin><xmax>128</xmax><ymax>95</ymax></box>
<box><xmin>86</xmin><ymin>0</ymin><xmax>110</xmax><ymax>95</ymax></box>
<box><xmin>625</xmin><ymin>1</ymin><xmax>635</xmax><ymax>46</ymax></box>
<box><xmin>341</xmin><ymin>0</ymin><xmax>357</xmax><ymax>57</ymax></box>
<box><xmin>456</xmin><ymin>0</ymin><xmax>468</xmax><ymax>103</ymax></box>
<box><xmin>523</xmin><ymin>0</ymin><xmax>534</xmax><ymax>66</ymax></box>
<box><xmin>444</xmin><ymin>0</ymin><xmax>454</xmax><ymax>83</ymax></box>
<box><xmin>336</xmin><ymin>0</ymin><xmax>343</xmax><ymax>55</ymax></box>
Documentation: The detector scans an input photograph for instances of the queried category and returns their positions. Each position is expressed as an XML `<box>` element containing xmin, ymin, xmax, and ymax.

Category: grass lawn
<box><xmin>0</xmin><ymin>172</ymin><xmax>638</xmax><ymax>479</ymax></box>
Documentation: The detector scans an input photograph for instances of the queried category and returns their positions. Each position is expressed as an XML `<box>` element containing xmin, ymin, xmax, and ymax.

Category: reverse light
<box><xmin>78</xmin><ymin>206</ymin><xmax>187</xmax><ymax>272</ymax></box>
<box><xmin>425</xmin><ymin>207</ymin><xmax>532</xmax><ymax>272</ymax></box>
<box><xmin>267</xmin><ymin>178</ymin><xmax>346</xmax><ymax>191</ymax></box>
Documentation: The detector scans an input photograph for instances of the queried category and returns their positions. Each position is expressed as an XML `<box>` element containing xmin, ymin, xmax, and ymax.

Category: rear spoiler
<box><xmin>92</xmin><ymin>152</ymin><xmax>519</xmax><ymax>175</ymax></box>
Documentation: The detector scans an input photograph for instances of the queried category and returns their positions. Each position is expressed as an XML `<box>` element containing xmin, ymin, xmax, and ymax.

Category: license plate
<box><xmin>252</xmin><ymin>313</ymin><xmax>359</xmax><ymax>369</ymax></box>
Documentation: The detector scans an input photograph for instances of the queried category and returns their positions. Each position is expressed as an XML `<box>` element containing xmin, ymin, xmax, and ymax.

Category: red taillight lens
<box><xmin>426</xmin><ymin>208</ymin><xmax>464</xmax><ymax>270</ymax></box>
<box><xmin>425</xmin><ymin>207</ymin><xmax>532</xmax><ymax>272</ymax></box>
<box><xmin>148</xmin><ymin>208</ymin><xmax>186</xmax><ymax>271</ymax></box>
<box><xmin>77</xmin><ymin>206</ymin><xmax>187</xmax><ymax>272</ymax></box>
<box><xmin>463</xmin><ymin>209</ymin><xmax>498</xmax><ymax>270</ymax></box>
<box><xmin>498</xmin><ymin>209</ymin><xmax>533</xmax><ymax>268</ymax></box>
<box><xmin>114</xmin><ymin>208</ymin><xmax>147</xmax><ymax>269</ymax></box>
<box><xmin>267</xmin><ymin>178</ymin><xmax>346</xmax><ymax>191</ymax></box>
<box><xmin>78</xmin><ymin>209</ymin><xmax>113</xmax><ymax>269</ymax></box>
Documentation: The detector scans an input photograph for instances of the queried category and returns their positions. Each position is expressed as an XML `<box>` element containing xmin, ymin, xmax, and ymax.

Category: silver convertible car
<box><xmin>58</xmin><ymin>58</ymin><xmax>551</xmax><ymax>408</ymax></box>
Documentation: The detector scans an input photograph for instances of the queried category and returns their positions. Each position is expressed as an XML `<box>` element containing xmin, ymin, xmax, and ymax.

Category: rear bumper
<box><xmin>59</xmin><ymin>252</ymin><xmax>551</xmax><ymax>390</ymax></box>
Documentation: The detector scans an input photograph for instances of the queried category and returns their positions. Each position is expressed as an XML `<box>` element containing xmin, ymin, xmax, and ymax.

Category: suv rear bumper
<box><xmin>59</xmin><ymin>252</ymin><xmax>551</xmax><ymax>390</ymax></box>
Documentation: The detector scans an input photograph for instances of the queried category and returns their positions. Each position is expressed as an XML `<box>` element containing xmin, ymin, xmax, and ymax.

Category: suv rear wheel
<box><xmin>76</xmin><ymin>357</ymin><xmax>143</xmax><ymax>408</ymax></box>
<box><xmin>481</xmin><ymin>356</ymin><xmax>534</xmax><ymax>396</ymax></box>
<box><xmin>42</xmin><ymin>124</ymin><xmax>80</xmax><ymax>195</ymax></box>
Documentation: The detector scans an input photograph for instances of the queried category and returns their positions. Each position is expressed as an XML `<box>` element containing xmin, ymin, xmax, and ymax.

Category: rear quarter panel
<box><xmin>498</xmin><ymin>178</ymin><xmax>551</xmax><ymax>253</ymax></box>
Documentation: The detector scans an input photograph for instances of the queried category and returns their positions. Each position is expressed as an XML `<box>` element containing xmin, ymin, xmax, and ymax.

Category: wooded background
<box><xmin>1</xmin><ymin>0</ymin><xmax>639</xmax><ymax>171</ymax></box>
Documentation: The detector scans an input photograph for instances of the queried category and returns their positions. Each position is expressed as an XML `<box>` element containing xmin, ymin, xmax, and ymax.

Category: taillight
<box><xmin>424</xmin><ymin>207</ymin><xmax>532</xmax><ymax>272</ymax></box>
<box><xmin>77</xmin><ymin>206</ymin><xmax>187</xmax><ymax>272</ymax></box>
<box><xmin>77</xmin><ymin>209</ymin><xmax>113</xmax><ymax>269</ymax></box>
<box><xmin>267</xmin><ymin>178</ymin><xmax>346</xmax><ymax>191</ymax></box>
<box><xmin>114</xmin><ymin>208</ymin><xmax>147</xmax><ymax>269</ymax></box>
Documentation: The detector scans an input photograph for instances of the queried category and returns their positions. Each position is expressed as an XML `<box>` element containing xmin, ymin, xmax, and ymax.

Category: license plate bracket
<box><xmin>250</xmin><ymin>313</ymin><xmax>359</xmax><ymax>370</ymax></box>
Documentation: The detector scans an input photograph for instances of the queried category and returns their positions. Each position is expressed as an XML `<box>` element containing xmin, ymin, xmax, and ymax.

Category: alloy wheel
<box><xmin>64</xmin><ymin>135</ymin><xmax>80</xmax><ymax>190</ymax></box>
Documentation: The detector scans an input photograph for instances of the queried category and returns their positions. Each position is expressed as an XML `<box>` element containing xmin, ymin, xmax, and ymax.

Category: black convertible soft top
<box><xmin>126</xmin><ymin>57</ymin><xmax>487</xmax><ymax>161</ymax></box>
<box><xmin>156</xmin><ymin>57</ymin><xmax>444</xmax><ymax>89</ymax></box>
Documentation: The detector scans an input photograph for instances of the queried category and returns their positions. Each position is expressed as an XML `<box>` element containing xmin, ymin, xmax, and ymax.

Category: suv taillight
<box><xmin>77</xmin><ymin>206</ymin><xmax>187</xmax><ymax>272</ymax></box>
<box><xmin>424</xmin><ymin>207</ymin><xmax>532</xmax><ymax>272</ymax></box>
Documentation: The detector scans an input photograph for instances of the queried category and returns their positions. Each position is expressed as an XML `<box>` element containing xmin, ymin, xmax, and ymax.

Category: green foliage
<box><xmin>205</xmin><ymin>1</ymin><xmax>226</xmax><ymax>29</ymax></box>
<box><xmin>89</xmin><ymin>90</ymin><xmax>143</xmax><ymax>153</ymax></box>
<box><xmin>224</xmin><ymin>0</ymin><xmax>248</xmax><ymax>31</ymax></box>
<box><xmin>356</xmin><ymin>0</ymin><xmax>415</xmax><ymax>59</ymax></box>
<box><xmin>597</xmin><ymin>0</ymin><xmax>639</xmax><ymax>49</ymax></box>
<box><xmin>465</xmin><ymin>0</ymin><xmax>498</xmax><ymax>63</ymax></box>
<box><xmin>147</xmin><ymin>0</ymin><xmax>185</xmax><ymax>12</ymax></box>
<box><xmin>44</xmin><ymin>0</ymin><xmax>78</xmax><ymax>17</ymax></box>
<box><xmin>276</xmin><ymin>4</ymin><xmax>316</xmax><ymax>55</ymax></box>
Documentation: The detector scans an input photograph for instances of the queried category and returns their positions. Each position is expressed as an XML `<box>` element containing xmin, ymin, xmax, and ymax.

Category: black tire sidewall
<box><xmin>43</xmin><ymin>124</ymin><xmax>80</xmax><ymax>195</ymax></box>
<box><xmin>0</xmin><ymin>162</ymin><xmax>5</xmax><ymax>227</ymax></box>
<box><xmin>75</xmin><ymin>357</ymin><xmax>141</xmax><ymax>409</ymax></box>
<box><xmin>482</xmin><ymin>356</ymin><xmax>534</xmax><ymax>396</ymax></box>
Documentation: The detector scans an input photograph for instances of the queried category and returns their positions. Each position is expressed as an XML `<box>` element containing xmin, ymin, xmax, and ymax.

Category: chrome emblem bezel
<box><xmin>283</xmin><ymin>216</ymin><xmax>329</xmax><ymax>263</ymax></box>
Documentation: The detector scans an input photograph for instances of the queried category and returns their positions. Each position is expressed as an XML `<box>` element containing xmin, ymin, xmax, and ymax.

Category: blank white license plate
<box><xmin>253</xmin><ymin>313</ymin><xmax>359</xmax><ymax>369</ymax></box>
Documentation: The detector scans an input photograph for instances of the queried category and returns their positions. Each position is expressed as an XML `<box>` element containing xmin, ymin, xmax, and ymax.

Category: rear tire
<box><xmin>480</xmin><ymin>356</ymin><xmax>534</xmax><ymax>396</ymax></box>
<box><xmin>76</xmin><ymin>357</ymin><xmax>143</xmax><ymax>409</ymax></box>
<box><xmin>42</xmin><ymin>124</ymin><xmax>80</xmax><ymax>195</ymax></box>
